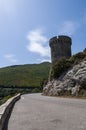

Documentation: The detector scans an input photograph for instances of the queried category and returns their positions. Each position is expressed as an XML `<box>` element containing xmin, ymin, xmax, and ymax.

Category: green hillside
<box><xmin>0</xmin><ymin>62</ymin><xmax>50</xmax><ymax>87</ymax></box>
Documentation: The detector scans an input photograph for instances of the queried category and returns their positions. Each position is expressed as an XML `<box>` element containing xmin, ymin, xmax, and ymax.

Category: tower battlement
<box><xmin>49</xmin><ymin>35</ymin><xmax>72</xmax><ymax>64</ymax></box>
<box><xmin>49</xmin><ymin>36</ymin><xmax>58</xmax><ymax>47</ymax></box>
<box><xmin>58</xmin><ymin>35</ymin><xmax>72</xmax><ymax>44</ymax></box>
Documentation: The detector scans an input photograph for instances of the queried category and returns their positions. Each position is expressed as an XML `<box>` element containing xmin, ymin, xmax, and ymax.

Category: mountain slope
<box><xmin>0</xmin><ymin>62</ymin><xmax>50</xmax><ymax>87</ymax></box>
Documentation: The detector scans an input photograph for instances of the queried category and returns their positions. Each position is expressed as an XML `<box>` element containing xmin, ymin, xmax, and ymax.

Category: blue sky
<box><xmin>0</xmin><ymin>0</ymin><xmax>86</xmax><ymax>67</ymax></box>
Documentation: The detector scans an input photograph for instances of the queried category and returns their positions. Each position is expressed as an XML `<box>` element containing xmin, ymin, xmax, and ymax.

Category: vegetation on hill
<box><xmin>0</xmin><ymin>62</ymin><xmax>50</xmax><ymax>105</ymax></box>
<box><xmin>0</xmin><ymin>62</ymin><xmax>50</xmax><ymax>87</ymax></box>
<box><xmin>50</xmin><ymin>49</ymin><xmax>86</xmax><ymax>79</ymax></box>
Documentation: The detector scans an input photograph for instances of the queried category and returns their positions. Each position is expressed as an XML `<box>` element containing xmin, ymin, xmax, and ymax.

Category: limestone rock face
<box><xmin>43</xmin><ymin>61</ymin><xmax>86</xmax><ymax>96</ymax></box>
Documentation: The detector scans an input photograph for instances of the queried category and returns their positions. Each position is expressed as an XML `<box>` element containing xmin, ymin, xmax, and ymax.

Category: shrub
<box><xmin>69</xmin><ymin>52</ymin><xmax>86</xmax><ymax>65</ymax></box>
<box><xmin>50</xmin><ymin>51</ymin><xmax>86</xmax><ymax>79</ymax></box>
<box><xmin>51</xmin><ymin>57</ymin><xmax>71</xmax><ymax>78</ymax></box>
<box><xmin>31</xmin><ymin>88</ymin><xmax>40</xmax><ymax>93</ymax></box>
<box><xmin>40</xmin><ymin>78</ymin><xmax>48</xmax><ymax>89</ymax></box>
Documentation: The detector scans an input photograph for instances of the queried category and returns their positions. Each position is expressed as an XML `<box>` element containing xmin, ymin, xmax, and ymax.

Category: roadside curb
<box><xmin>0</xmin><ymin>94</ymin><xmax>21</xmax><ymax>130</ymax></box>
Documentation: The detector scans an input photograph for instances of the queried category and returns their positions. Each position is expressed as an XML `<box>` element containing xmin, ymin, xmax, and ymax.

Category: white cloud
<box><xmin>37</xmin><ymin>58</ymin><xmax>51</xmax><ymax>63</ymax></box>
<box><xmin>4</xmin><ymin>54</ymin><xmax>18</xmax><ymax>63</ymax></box>
<box><xmin>41</xmin><ymin>59</ymin><xmax>51</xmax><ymax>63</ymax></box>
<box><xmin>26</xmin><ymin>29</ymin><xmax>50</xmax><ymax>57</ymax></box>
<box><xmin>58</xmin><ymin>21</ymin><xmax>79</xmax><ymax>36</ymax></box>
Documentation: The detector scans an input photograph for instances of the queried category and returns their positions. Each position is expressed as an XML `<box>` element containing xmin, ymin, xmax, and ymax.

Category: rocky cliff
<box><xmin>43</xmin><ymin>50</ymin><xmax>86</xmax><ymax>97</ymax></box>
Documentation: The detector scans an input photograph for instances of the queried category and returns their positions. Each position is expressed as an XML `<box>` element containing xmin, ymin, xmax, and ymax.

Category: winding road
<box><xmin>7</xmin><ymin>93</ymin><xmax>86</xmax><ymax>130</ymax></box>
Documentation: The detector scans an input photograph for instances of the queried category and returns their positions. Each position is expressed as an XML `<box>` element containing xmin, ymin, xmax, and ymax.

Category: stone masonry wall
<box><xmin>49</xmin><ymin>35</ymin><xmax>72</xmax><ymax>65</ymax></box>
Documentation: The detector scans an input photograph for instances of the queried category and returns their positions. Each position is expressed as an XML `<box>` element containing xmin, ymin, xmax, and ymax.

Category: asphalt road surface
<box><xmin>7</xmin><ymin>93</ymin><xmax>86</xmax><ymax>130</ymax></box>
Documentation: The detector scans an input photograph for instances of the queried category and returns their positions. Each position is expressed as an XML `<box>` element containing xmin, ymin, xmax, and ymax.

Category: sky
<box><xmin>0</xmin><ymin>0</ymin><xmax>86</xmax><ymax>67</ymax></box>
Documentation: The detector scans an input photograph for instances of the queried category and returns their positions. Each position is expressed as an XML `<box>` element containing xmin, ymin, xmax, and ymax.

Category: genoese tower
<box><xmin>49</xmin><ymin>35</ymin><xmax>72</xmax><ymax>65</ymax></box>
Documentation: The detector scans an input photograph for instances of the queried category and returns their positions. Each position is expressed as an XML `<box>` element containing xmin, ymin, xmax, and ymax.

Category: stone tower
<box><xmin>49</xmin><ymin>35</ymin><xmax>72</xmax><ymax>64</ymax></box>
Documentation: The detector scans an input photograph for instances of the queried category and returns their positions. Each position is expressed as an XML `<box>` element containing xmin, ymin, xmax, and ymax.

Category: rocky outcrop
<box><xmin>43</xmin><ymin>61</ymin><xmax>86</xmax><ymax>97</ymax></box>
